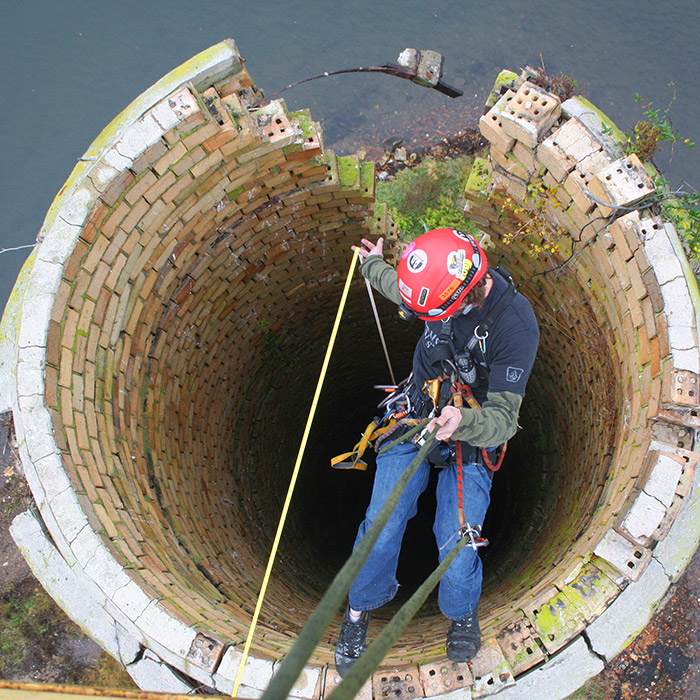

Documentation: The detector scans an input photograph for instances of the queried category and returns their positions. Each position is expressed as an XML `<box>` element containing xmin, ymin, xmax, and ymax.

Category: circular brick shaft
<box><xmin>1</xmin><ymin>44</ymin><xmax>699</xmax><ymax>699</ymax></box>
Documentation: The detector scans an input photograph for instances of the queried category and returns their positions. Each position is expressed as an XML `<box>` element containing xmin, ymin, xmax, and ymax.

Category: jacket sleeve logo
<box><xmin>506</xmin><ymin>366</ymin><xmax>524</xmax><ymax>383</ymax></box>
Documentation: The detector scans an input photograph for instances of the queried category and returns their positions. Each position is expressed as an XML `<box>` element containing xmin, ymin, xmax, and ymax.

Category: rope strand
<box><xmin>232</xmin><ymin>248</ymin><xmax>360</xmax><ymax>697</ymax></box>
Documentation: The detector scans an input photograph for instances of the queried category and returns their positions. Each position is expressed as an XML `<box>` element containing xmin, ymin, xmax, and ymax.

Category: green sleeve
<box><xmin>359</xmin><ymin>255</ymin><xmax>402</xmax><ymax>305</ymax></box>
<box><xmin>452</xmin><ymin>391</ymin><xmax>523</xmax><ymax>447</ymax></box>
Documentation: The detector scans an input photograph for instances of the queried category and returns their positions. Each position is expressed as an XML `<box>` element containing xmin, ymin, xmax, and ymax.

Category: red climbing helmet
<box><xmin>396</xmin><ymin>228</ymin><xmax>487</xmax><ymax>321</ymax></box>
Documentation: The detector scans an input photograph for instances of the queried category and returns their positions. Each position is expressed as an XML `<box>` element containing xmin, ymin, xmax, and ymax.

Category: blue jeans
<box><xmin>348</xmin><ymin>441</ymin><xmax>492</xmax><ymax>620</ymax></box>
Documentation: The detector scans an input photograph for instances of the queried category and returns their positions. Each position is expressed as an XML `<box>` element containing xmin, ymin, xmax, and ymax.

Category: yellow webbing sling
<box><xmin>330</xmin><ymin>418</ymin><xmax>394</xmax><ymax>470</ymax></box>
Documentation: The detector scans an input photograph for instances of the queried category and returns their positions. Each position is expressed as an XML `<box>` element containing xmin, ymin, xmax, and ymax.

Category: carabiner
<box><xmin>475</xmin><ymin>325</ymin><xmax>488</xmax><ymax>355</ymax></box>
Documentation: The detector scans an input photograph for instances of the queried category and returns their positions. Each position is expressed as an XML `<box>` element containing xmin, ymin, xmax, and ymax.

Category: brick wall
<box><xmin>3</xmin><ymin>47</ymin><xmax>700</xmax><ymax>698</ymax></box>
<box><xmin>463</xmin><ymin>69</ymin><xmax>700</xmax><ymax>676</ymax></box>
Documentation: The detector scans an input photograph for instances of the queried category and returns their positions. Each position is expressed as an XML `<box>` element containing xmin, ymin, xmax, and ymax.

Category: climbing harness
<box><xmin>331</xmin><ymin>265</ymin><xmax>514</xmax><ymax>472</ymax></box>
<box><xmin>232</xmin><ymin>249</ymin><xmax>360</xmax><ymax>698</ymax></box>
<box><xmin>331</xmin><ymin>374</ymin><xmax>423</xmax><ymax>470</ymax></box>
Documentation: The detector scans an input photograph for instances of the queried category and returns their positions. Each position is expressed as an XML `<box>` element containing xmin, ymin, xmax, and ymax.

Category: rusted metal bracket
<box><xmin>252</xmin><ymin>48</ymin><xmax>463</xmax><ymax>107</ymax></box>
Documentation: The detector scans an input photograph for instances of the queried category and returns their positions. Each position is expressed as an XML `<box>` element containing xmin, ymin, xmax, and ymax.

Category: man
<box><xmin>334</xmin><ymin>228</ymin><xmax>539</xmax><ymax>677</ymax></box>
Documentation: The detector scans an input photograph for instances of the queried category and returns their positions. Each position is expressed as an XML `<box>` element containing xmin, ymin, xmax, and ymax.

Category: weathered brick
<box><xmin>499</xmin><ymin>82</ymin><xmax>561</xmax><ymax>148</ymax></box>
<box><xmin>589</xmin><ymin>154</ymin><xmax>657</xmax><ymax>217</ymax></box>
<box><xmin>124</xmin><ymin>171</ymin><xmax>158</xmax><ymax>206</ymax></box>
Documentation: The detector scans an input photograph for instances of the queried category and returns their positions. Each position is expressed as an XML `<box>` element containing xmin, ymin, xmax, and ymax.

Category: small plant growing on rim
<box><xmin>500</xmin><ymin>181</ymin><xmax>570</xmax><ymax>259</ymax></box>
<box><xmin>624</xmin><ymin>83</ymin><xmax>695</xmax><ymax>162</ymax></box>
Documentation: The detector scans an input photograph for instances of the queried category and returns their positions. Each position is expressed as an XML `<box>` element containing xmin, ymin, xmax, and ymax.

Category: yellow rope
<box><xmin>232</xmin><ymin>248</ymin><xmax>360</xmax><ymax>697</ymax></box>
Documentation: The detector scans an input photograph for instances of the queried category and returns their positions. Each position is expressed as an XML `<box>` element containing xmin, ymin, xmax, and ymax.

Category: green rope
<box><xmin>326</xmin><ymin>533</ymin><xmax>469</xmax><ymax>700</ymax></box>
<box><xmin>259</xmin><ymin>428</ymin><xmax>439</xmax><ymax>700</ymax></box>
<box><xmin>377</xmin><ymin>417</ymin><xmax>431</xmax><ymax>454</ymax></box>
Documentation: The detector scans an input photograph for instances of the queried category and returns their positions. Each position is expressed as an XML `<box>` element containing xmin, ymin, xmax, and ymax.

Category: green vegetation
<box><xmin>529</xmin><ymin>66</ymin><xmax>582</xmax><ymax>102</ymax></box>
<box><xmin>652</xmin><ymin>174</ymin><xmax>700</xmax><ymax>263</ymax></box>
<box><xmin>624</xmin><ymin>85</ymin><xmax>695</xmax><ymax>161</ymax></box>
<box><xmin>564</xmin><ymin>676</ymin><xmax>615</xmax><ymax>700</ymax></box>
<box><xmin>500</xmin><ymin>181</ymin><xmax>570</xmax><ymax>259</ymax></box>
<box><xmin>0</xmin><ymin>581</ymin><xmax>77</xmax><ymax>675</ymax></box>
<box><xmin>0</xmin><ymin>579</ymin><xmax>136</xmax><ymax>687</ymax></box>
<box><xmin>612</xmin><ymin>84</ymin><xmax>700</xmax><ymax>269</ymax></box>
<box><xmin>376</xmin><ymin>156</ymin><xmax>478</xmax><ymax>240</ymax></box>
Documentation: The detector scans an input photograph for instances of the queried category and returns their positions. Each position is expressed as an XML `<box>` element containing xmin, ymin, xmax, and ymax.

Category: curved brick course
<box><xmin>2</xmin><ymin>44</ymin><xmax>699</xmax><ymax>699</ymax></box>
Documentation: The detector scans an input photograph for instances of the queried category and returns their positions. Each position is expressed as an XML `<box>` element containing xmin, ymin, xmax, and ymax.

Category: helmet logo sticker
<box><xmin>418</xmin><ymin>287</ymin><xmax>430</xmax><ymax>307</ymax></box>
<box><xmin>398</xmin><ymin>279</ymin><xmax>413</xmax><ymax>299</ymax></box>
<box><xmin>447</xmin><ymin>250</ymin><xmax>472</xmax><ymax>280</ymax></box>
<box><xmin>407</xmin><ymin>249</ymin><xmax>428</xmax><ymax>273</ymax></box>
<box><xmin>439</xmin><ymin>277</ymin><xmax>461</xmax><ymax>301</ymax></box>
<box><xmin>401</xmin><ymin>241</ymin><xmax>417</xmax><ymax>259</ymax></box>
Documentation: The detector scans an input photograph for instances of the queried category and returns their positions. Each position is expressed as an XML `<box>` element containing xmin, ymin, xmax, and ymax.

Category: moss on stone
<box><xmin>360</xmin><ymin>161</ymin><xmax>375</xmax><ymax>197</ymax></box>
<box><xmin>465</xmin><ymin>157</ymin><xmax>491</xmax><ymax>195</ymax></box>
<box><xmin>290</xmin><ymin>110</ymin><xmax>315</xmax><ymax>141</ymax></box>
<box><xmin>337</xmin><ymin>156</ymin><xmax>360</xmax><ymax>189</ymax></box>
<box><xmin>485</xmin><ymin>70</ymin><xmax>519</xmax><ymax>109</ymax></box>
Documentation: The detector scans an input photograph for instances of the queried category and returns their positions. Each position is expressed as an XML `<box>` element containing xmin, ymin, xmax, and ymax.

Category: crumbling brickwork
<box><xmin>3</xmin><ymin>47</ymin><xmax>699</xmax><ymax>699</ymax></box>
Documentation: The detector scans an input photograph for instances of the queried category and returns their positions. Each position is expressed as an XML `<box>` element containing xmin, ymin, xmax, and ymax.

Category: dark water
<box><xmin>2</xmin><ymin>0</ymin><xmax>699</xmax><ymax>311</ymax></box>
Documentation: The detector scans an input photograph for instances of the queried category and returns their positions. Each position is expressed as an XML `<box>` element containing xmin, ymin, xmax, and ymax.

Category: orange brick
<box><xmin>153</xmin><ymin>140</ymin><xmax>187</xmax><ymax>176</ymax></box>
<box><xmin>63</xmin><ymin>240</ymin><xmax>88</xmax><ymax>284</ymax></box>
<box><xmin>114</xmin><ymin>202</ymin><xmax>146</xmax><ymax>240</ymax></box>
<box><xmin>650</xmin><ymin>336</ymin><xmax>661</xmax><ymax>377</ymax></box>
<box><xmin>100</xmin><ymin>200</ymin><xmax>131</xmax><ymax>238</ymax></box>
<box><xmin>143</xmin><ymin>170</ymin><xmax>176</xmax><ymax>204</ymax></box>
<box><xmin>628</xmin><ymin>259</ymin><xmax>647</xmax><ymax>301</ymax></box>
<box><xmin>86</xmin><ymin>261</ymin><xmax>112</xmax><ymax>301</ymax></box>
<box><xmin>190</xmin><ymin>149</ymin><xmax>224</xmax><ymax>180</ymax></box>
<box><xmin>642</xmin><ymin>297</ymin><xmax>657</xmax><ymax>338</ymax></box>
<box><xmin>131</xmin><ymin>139</ymin><xmax>168</xmax><ymax>174</ymax></box>
<box><xmin>181</xmin><ymin>122</ymin><xmax>220</xmax><ymax>150</ymax></box>
<box><xmin>81</xmin><ymin>201</ymin><xmax>111</xmax><ymax>244</ymax></box>
<box><xmin>100</xmin><ymin>169</ymin><xmax>135</xmax><ymax>208</ymax></box>
<box><xmin>172</xmin><ymin>146</ymin><xmax>206</xmax><ymax>177</ymax></box>
<box><xmin>124</xmin><ymin>171</ymin><xmax>158</xmax><ymax>206</ymax></box>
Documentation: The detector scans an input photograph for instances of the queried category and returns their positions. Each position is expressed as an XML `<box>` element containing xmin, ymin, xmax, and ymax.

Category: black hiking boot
<box><xmin>335</xmin><ymin>606</ymin><xmax>371</xmax><ymax>678</ymax></box>
<box><xmin>446</xmin><ymin>610</ymin><xmax>481</xmax><ymax>662</ymax></box>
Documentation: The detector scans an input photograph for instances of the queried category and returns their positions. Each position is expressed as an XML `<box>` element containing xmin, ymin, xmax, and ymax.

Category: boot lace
<box><xmin>338</xmin><ymin>617</ymin><xmax>368</xmax><ymax>656</ymax></box>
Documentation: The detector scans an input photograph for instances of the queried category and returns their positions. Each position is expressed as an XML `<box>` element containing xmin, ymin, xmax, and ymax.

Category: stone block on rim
<box><xmin>651</xmin><ymin>451</ymin><xmax>696</xmax><ymax>542</ymax></box>
<box><xmin>669</xmin><ymin>369</ymin><xmax>700</xmax><ymax>407</ymax></box>
<box><xmin>418</xmin><ymin>658</ymin><xmax>473</xmax><ymax>696</ymax></box>
<box><xmin>588</xmin><ymin>153</ymin><xmax>656</xmax><ymax>216</ymax></box>
<box><xmin>214</xmin><ymin>647</ymin><xmax>274</xmax><ymax>694</ymax></box>
<box><xmin>325</xmin><ymin>670</ymin><xmax>372</xmax><ymax>700</ymax></box>
<box><xmin>285</xmin><ymin>665</ymin><xmax>322</xmax><ymax>699</ymax></box>
<box><xmin>499</xmin><ymin>82</ymin><xmax>561</xmax><ymax>148</ymax></box>
<box><xmin>372</xmin><ymin>665</ymin><xmax>422</xmax><ymax>700</ymax></box>
<box><xmin>496</xmin><ymin>615</ymin><xmax>546</xmax><ymax>675</ymax></box>
<box><xmin>560</xmin><ymin>561</ymin><xmax>622</xmax><ymax>623</ymax></box>
<box><xmin>479</xmin><ymin>89</ymin><xmax>517</xmax><ymax>154</ymax></box>
<box><xmin>563</xmin><ymin>169</ymin><xmax>596</xmax><ymax>214</ymax></box>
<box><xmin>644</xmin><ymin>221</ymin><xmax>684</xmax><ymax>283</ymax></box>
<box><xmin>618</xmin><ymin>491</ymin><xmax>667</xmax><ymax>545</ymax></box>
<box><xmin>470</xmin><ymin>637</ymin><xmax>515</xmax><ymax>697</ymax></box>
<box><xmin>593</xmin><ymin>528</ymin><xmax>651</xmax><ymax>580</ymax></box>
<box><xmin>186</xmin><ymin>633</ymin><xmax>226</xmax><ymax>673</ymax></box>
<box><xmin>527</xmin><ymin>589</ymin><xmax>587</xmax><ymax>653</ymax></box>
<box><xmin>537</xmin><ymin>135</ymin><xmax>577</xmax><ymax>182</ymax></box>
<box><xmin>577</xmin><ymin>148</ymin><xmax>614</xmax><ymax>178</ymax></box>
